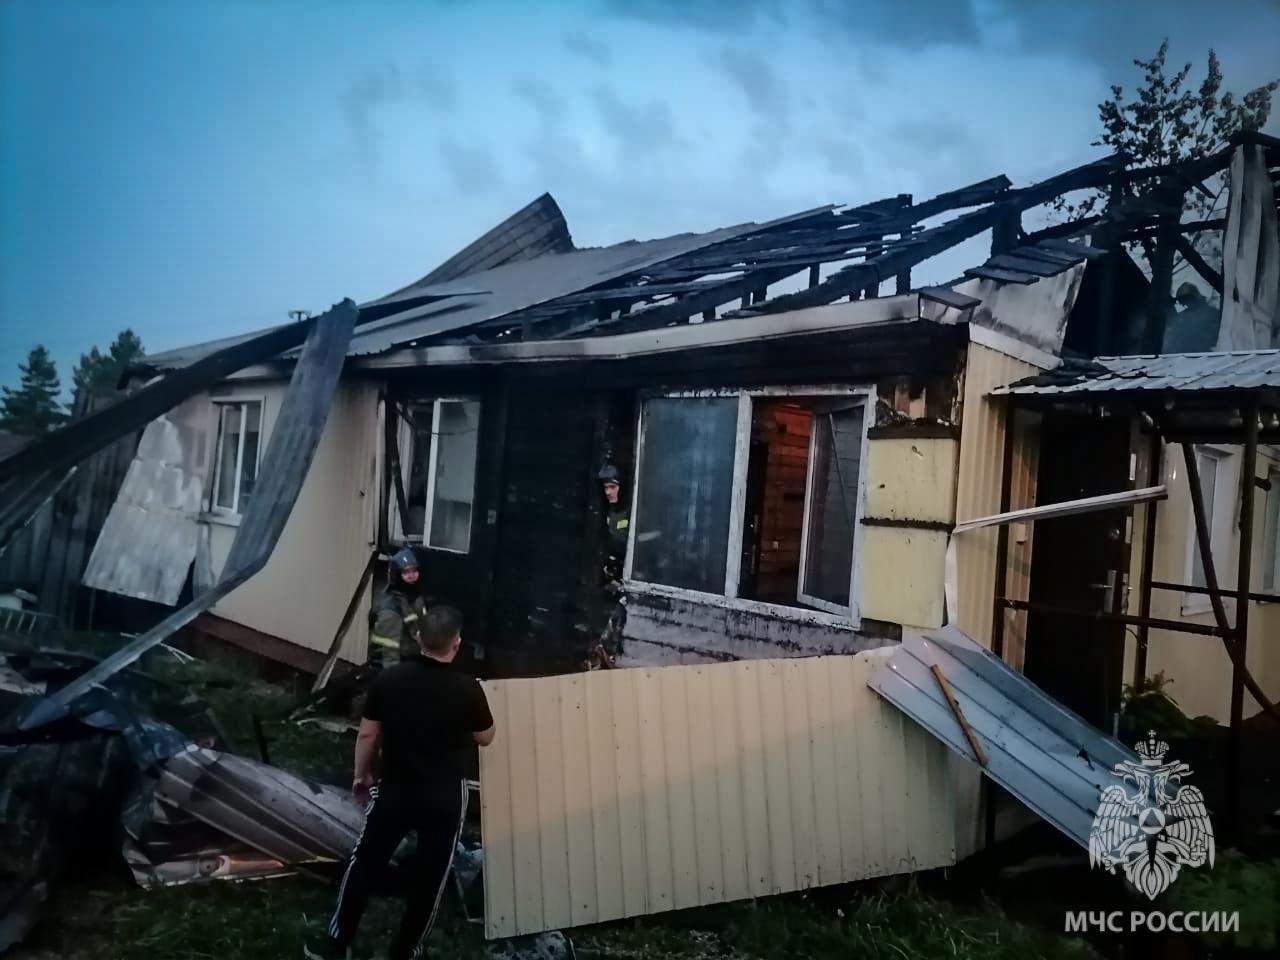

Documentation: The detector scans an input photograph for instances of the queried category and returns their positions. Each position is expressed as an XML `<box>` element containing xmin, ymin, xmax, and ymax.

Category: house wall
<box><xmin>1124</xmin><ymin>444</ymin><xmax>1280</xmax><ymax>722</ymax></box>
<box><xmin>204</xmin><ymin>379</ymin><xmax>381</xmax><ymax>664</ymax></box>
<box><xmin>952</xmin><ymin>342</ymin><xmax>1042</xmax><ymax>655</ymax></box>
<box><xmin>479</xmin><ymin>651</ymin><xmax>956</xmax><ymax>939</ymax></box>
<box><xmin>483</xmin><ymin>382</ymin><xmax>602</xmax><ymax>675</ymax></box>
<box><xmin>950</xmin><ymin>340</ymin><xmax>1045</xmax><ymax>859</ymax></box>
<box><xmin>621</xmin><ymin>418</ymin><xmax>962</xmax><ymax>665</ymax></box>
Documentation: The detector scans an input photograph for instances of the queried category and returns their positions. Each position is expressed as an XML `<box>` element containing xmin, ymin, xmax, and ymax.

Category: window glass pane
<box><xmin>238</xmin><ymin>402</ymin><xmax>261</xmax><ymax>508</ymax></box>
<box><xmin>428</xmin><ymin>400</ymin><xmax>480</xmax><ymax>552</ymax></box>
<box><xmin>404</xmin><ymin>407</ymin><xmax>431</xmax><ymax>540</ymax></box>
<box><xmin>631</xmin><ymin>397</ymin><xmax>738</xmax><ymax>593</ymax></box>
<box><xmin>215</xmin><ymin>404</ymin><xmax>242</xmax><ymax>509</ymax></box>
<box><xmin>802</xmin><ymin>402</ymin><xmax>865</xmax><ymax>607</ymax></box>
<box><xmin>1190</xmin><ymin>452</ymin><xmax>1218</xmax><ymax>590</ymax></box>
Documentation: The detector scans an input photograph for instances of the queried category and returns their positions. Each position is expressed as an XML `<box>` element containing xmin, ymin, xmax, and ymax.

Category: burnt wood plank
<box><xmin>964</xmin><ymin>266</ymin><xmax>1039</xmax><ymax>284</ymax></box>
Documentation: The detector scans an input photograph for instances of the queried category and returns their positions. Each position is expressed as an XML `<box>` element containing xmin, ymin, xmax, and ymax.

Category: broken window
<box><xmin>630</xmin><ymin>397</ymin><xmax>738</xmax><ymax>593</ymax></box>
<box><xmin>211</xmin><ymin>400</ymin><xmax>261</xmax><ymax>515</ymax></box>
<box><xmin>1185</xmin><ymin>445</ymin><xmax>1237</xmax><ymax>613</ymax></box>
<box><xmin>629</xmin><ymin>389</ymin><xmax>870</xmax><ymax>620</ymax></box>
<box><xmin>799</xmin><ymin>401</ymin><xmax>865</xmax><ymax>613</ymax></box>
<box><xmin>393</xmin><ymin>399</ymin><xmax>480</xmax><ymax>553</ymax></box>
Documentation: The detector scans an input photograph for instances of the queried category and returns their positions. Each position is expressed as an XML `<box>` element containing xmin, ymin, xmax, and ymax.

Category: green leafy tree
<box><xmin>1056</xmin><ymin>41</ymin><xmax>1277</xmax><ymax>279</ymax></box>
<box><xmin>1</xmin><ymin>345</ymin><xmax>67</xmax><ymax>435</ymax></box>
<box><xmin>72</xmin><ymin>328</ymin><xmax>145</xmax><ymax>400</ymax></box>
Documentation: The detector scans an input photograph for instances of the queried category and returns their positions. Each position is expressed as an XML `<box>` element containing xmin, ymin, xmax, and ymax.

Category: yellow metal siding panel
<box><xmin>686</xmin><ymin>666</ymin><xmax>725</xmax><ymax>903</ymax></box>
<box><xmin>804</xmin><ymin>660</ymin><xmax>842</xmax><ymax>887</ymax></box>
<box><xmin>480</xmin><ymin>682</ymin><xmax>517</xmax><ymax>939</ymax></box>
<box><xmin>830</xmin><ymin>656</ymin><xmax>867</xmax><ymax>876</ymax></box>
<box><xmin>864</xmin><ymin>438</ymin><xmax>959</xmax><ymax>523</ymax></box>
<box><xmin>1132</xmin><ymin>446</ymin><xmax>1280</xmax><ymax>723</ymax></box>
<box><xmin>559</xmin><ymin>674</ymin><xmax>597</xmax><ymax>927</ymax></box>
<box><xmin>610</xmin><ymin>672</ymin><xmax>648</xmax><ymax>918</ymax></box>
<box><xmin>480</xmin><ymin>653</ymin><xmax>957</xmax><ymax>939</ymax></box>
<box><xmin>708</xmin><ymin>663</ymin><xmax>750</xmax><ymax>903</ymax></box>
<box><xmin>733</xmin><ymin>661</ymin><xmax>772</xmax><ymax>898</ymax></box>
<box><xmin>532</xmin><ymin>678</ymin><xmax>572</xmax><ymax>930</ymax></box>
<box><xmin>659</xmin><ymin>666</ymin><xmax>700</xmax><ymax>910</ymax></box>
<box><xmin>586</xmin><ymin>673</ymin><xmax>625</xmax><ymax>922</ymax></box>
<box><xmin>858</xmin><ymin>526</ymin><xmax>948</xmax><ymax>627</ymax></box>
<box><xmin>782</xmin><ymin>658</ymin><xmax>819</xmax><ymax>890</ymax></box>
<box><xmin>953</xmin><ymin>344</ymin><xmax>1041</xmax><ymax>650</ymax></box>
<box><xmin>636</xmin><ymin>670</ymin><xmax>675</xmax><ymax>914</ymax></box>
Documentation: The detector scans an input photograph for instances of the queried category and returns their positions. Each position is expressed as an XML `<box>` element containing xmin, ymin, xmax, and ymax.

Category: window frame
<box><xmin>623</xmin><ymin>384</ymin><xmax>874</xmax><ymax>626</ymax></box>
<box><xmin>1263</xmin><ymin>463</ymin><xmax>1280</xmax><ymax>594</ymax></box>
<box><xmin>389</xmin><ymin>396</ymin><xmax>481</xmax><ymax>555</ymax></box>
<box><xmin>209</xmin><ymin>397</ymin><xmax>265</xmax><ymax>519</ymax></box>
<box><xmin>1182</xmin><ymin>444</ymin><xmax>1238</xmax><ymax>615</ymax></box>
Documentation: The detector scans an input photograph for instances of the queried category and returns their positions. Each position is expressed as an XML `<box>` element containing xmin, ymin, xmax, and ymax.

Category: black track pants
<box><xmin>326</xmin><ymin>778</ymin><xmax>467</xmax><ymax>960</ymax></box>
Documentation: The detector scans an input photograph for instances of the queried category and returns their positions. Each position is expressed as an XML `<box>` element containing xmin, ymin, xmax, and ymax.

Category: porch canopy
<box><xmin>992</xmin><ymin>349</ymin><xmax>1280</xmax><ymax>443</ymax></box>
<box><xmin>994</xmin><ymin>348</ymin><xmax>1280</xmax><ymax>837</ymax></box>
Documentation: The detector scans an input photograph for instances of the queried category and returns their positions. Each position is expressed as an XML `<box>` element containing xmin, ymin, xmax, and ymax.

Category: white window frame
<box><xmin>623</xmin><ymin>385</ymin><xmax>874</xmax><ymax>626</ymax></box>
<box><xmin>1263</xmin><ymin>462</ymin><xmax>1280</xmax><ymax>594</ymax></box>
<box><xmin>1182</xmin><ymin>444</ymin><xmax>1238</xmax><ymax>615</ymax></box>
<box><xmin>209</xmin><ymin>397</ymin><xmax>265</xmax><ymax>519</ymax></box>
<box><xmin>390</xmin><ymin>397</ymin><xmax>480</xmax><ymax>554</ymax></box>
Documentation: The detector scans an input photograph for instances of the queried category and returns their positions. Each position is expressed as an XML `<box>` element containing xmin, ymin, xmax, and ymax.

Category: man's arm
<box><xmin>353</xmin><ymin>717</ymin><xmax>381</xmax><ymax>800</ymax></box>
<box><xmin>471</xmin><ymin>679</ymin><xmax>495</xmax><ymax>747</ymax></box>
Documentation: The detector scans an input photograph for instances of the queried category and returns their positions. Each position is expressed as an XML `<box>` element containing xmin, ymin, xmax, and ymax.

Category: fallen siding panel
<box><xmin>20</xmin><ymin>301</ymin><xmax>358</xmax><ymax>731</ymax></box>
<box><xmin>868</xmin><ymin>627</ymin><xmax>1138</xmax><ymax>851</ymax></box>
<box><xmin>82</xmin><ymin>400</ymin><xmax>211</xmax><ymax>604</ymax></box>
<box><xmin>479</xmin><ymin>652</ymin><xmax>956</xmax><ymax>940</ymax></box>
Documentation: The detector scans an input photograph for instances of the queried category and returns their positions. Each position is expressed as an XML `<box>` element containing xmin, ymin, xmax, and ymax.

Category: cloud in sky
<box><xmin>1</xmin><ymin>0</ymin><xmax>1276</xmax><ymax>390</ymax></box>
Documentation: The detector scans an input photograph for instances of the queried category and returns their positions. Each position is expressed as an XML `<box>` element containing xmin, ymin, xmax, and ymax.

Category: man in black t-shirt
<box><xmin>307</xmin><ymin>605</ymin><xmax>494</xmax><ymax>960</ymax></box>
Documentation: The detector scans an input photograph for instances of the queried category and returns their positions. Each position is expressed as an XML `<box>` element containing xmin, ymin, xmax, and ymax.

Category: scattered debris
<box><xmin>488</xmin><ymin>930</ymin><xmax>575</xmax><ymax>960</ymax></box>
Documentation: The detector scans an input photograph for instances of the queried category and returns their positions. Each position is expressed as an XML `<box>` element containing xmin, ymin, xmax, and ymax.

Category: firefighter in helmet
<box><xmin>369</xmin><ymin>547</ymin><xmax>429</xmax><ymax>665</ymax></box>
<box><xmin>591</xmin><ymin>464</ymin><xmax>630</xmax><ymax>668</ymax></box>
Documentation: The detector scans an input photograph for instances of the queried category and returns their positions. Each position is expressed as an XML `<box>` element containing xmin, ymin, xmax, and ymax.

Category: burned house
<box><xmin>51</xmin><ymin>135</ymin><xmax>1276</xmax><ymax>723</ymax></box>
<box><xmin>3</xmin><ymin>131</ymin><xmax>1279</xmax><ymax>940</ymax></box>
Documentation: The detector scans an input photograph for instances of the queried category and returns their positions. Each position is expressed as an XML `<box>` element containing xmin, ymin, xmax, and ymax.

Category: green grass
<box><xmin>14</xmin><ymin>637</ymin><xmax>1100</xmax><ymax>960</ymax></box>
<box><xmin>576</xmin><ymin>891</ymin><xmax>1099</xmax><ymax>960</ymax></box>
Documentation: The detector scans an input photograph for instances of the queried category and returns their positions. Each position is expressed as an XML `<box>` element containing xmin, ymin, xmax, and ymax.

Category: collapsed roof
<box><xmin>142</xmin><ymin>139</ymin><xmax>1264</xmax><ymax>374</ymax></box>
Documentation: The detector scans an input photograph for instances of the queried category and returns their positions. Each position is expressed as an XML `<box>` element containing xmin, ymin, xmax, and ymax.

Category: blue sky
<box><xmin>2</xmin><ymin>0</ymin><xmax>1278</xmax><ymax>393</ymax></box>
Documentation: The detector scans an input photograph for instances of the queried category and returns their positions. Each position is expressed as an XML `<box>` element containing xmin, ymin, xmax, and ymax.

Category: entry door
<box><xmin>1023</xmin><ymin>412</ymin><xmax>1134</xmax><ymax>728</ymax></box>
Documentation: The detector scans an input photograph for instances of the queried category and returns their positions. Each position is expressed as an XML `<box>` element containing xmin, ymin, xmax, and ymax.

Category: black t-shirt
<box><xmin>363</xmin><ymin>655</ymin><xmax>493</xmax><ymax>784</ymax></box>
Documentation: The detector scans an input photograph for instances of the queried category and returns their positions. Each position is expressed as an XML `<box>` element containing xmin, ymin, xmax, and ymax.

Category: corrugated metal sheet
<box><xmin>82</xmin><ymin>398</ymin><xmax>211</xmax><ymax>604</ymax></box>
<box><xmin>950</xmin><ymin>340</ymin><xmax>1042</xmax><ymax>858</ymax></box>
<box><xmin>868</xmin><ymin>627</ymin><xmax>1139</xmax><ymax>851</ymax></box>
<box><xmin>479</xmin><ymin>652</ymin><xmax>956</xmax><ymax>940</ymax></box>
<box><xmin>24</xmin><ymin>301</ymin><xmax>360</xmax><ymax>729</ymax></box>
<box><xmin>144</xmin><ymin>207</ymin><xmax>834</xmax><ymax>370</ymax></box>
<box><xmin>391</xmin><ymin>192</ymin><xmax>574</xmax><ymax>289</ymax></box>
<box><xmin>1217</xmin><ymin>145</ymin><xmax>1279</xmax><ymax>351</ymax></box>
<box><xmin>953</xmin><ymin>342</ymin><xmax>1042</xmax><ymax>651</ymax></box>
<box><xmin>996</xmin><ymin>349</ymin><xmax>1280</xmax><ymax>395</ymax></box>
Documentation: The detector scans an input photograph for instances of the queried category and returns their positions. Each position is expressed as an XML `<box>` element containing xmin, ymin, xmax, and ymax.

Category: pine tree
<box><xmin>72</xmin><ymin>328</ymin><xmax>145</xmax><ymax>401</ymax></box>
<box><xmin>1</xmin><ymin>345</ymin><xmax>67</xmax><ymax>435</ymax></box>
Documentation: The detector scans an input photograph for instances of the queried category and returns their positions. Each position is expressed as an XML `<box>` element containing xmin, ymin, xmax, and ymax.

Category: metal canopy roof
<box><xmin>868</xmin><ymin>626</ymin><xmax>1139</xmax><ymax>851</ymax></box>
<box><xmin>994</xmin><ymin>350</ymin><xmax>1280</xmax><ymax>396</ymax></box>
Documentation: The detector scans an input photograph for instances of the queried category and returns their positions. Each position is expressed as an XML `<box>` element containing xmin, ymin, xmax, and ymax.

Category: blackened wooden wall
<box><xmin>485</xmin><ymin>380</ymin><xmax>600</xmax><ymax>676</ymax></box>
